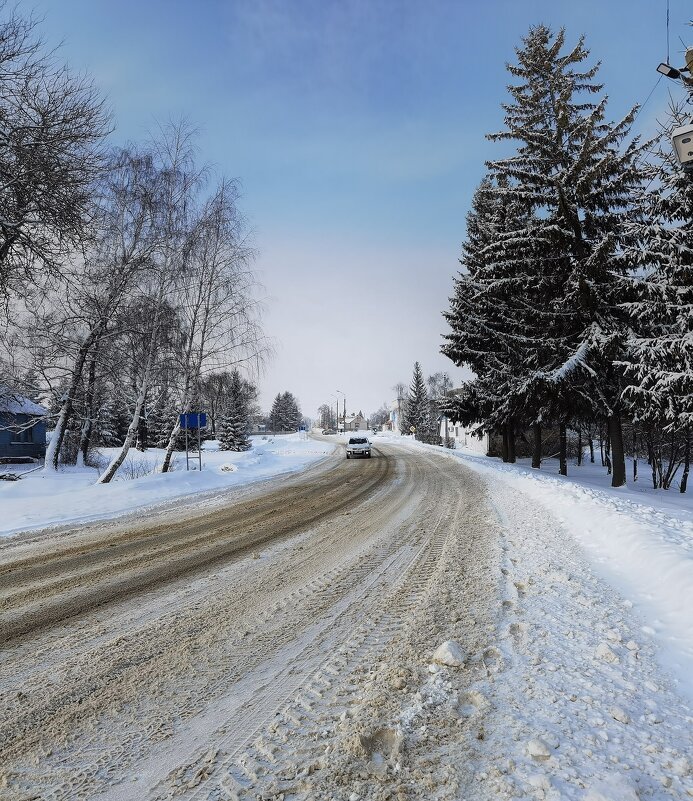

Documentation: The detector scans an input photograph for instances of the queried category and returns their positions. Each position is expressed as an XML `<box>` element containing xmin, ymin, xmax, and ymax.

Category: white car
<box><xmin>346</xmin><ymin>436</ymin><xmax>371</xmax><ymax>459</ymax></box>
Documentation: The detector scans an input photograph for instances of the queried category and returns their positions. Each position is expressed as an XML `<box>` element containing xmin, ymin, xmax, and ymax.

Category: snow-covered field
<box><xmin>375</xmin><ymin>431</ymin><xmax>693</xmax><ymax>705</ymax></box>
<box><xmin>0</xmin><ymin>434</ymin><xmax>335</xmax><ymax>538</ymax></box>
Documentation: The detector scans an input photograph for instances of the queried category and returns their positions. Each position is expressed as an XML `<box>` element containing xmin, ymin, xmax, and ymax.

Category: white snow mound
<box><xmin>431</xmin><ymin>640</ymin><xmax>465</xmax><ymax>667</ymax></box>
<box><xmin>527</xmin><ymin>737</ymin><xmax>551</xmax><ymax>759</ymax></box>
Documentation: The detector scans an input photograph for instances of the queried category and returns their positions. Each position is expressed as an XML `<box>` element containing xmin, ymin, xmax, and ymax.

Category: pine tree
<box><xmin>146</xmin><ymin>390</ymin><xmax>179</xmax><ymax>449</ymax></box>
<box><xmin>445</xmin><ymin>25</ymin><xmax>642</xmax><ymax>484</ymax></box>
<box><xmin>405</xmin><ymin>362</ymin><xmax>437</xmax><ymax>443</ymax></box>
<box><xmin>218</xmin><ymin>369</ymin><xmax>252</xmax><ymax>451</ymax></box>
<box><xmin>622</xmin><ymin>102</ymin><xmax>693</xmax><ymax>491</ymax></box>
<box><xmin>442</xmin><ymin>175</ymin><xmax>543</xmax><ymax>462</ymax></box>
<box><xmin>218</xmin><ymin>401</ymin><xmax>251</xmax><ymax>451</ymax></box>
<box><xmin>269</xmin><ymin>391</ymin><xmax>302</xmax><ymax>432</ymax></box>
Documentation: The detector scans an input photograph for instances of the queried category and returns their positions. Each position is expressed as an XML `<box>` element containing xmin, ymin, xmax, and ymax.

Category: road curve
<box><xmin>0</xmin><ymin>443</ymin><xmax>391</xmax><ymax>643</ymax></box>
<box><xmin>0</xmin><ymin>440</ymin><xmax>502</xmax><ymax>801</ymax></box>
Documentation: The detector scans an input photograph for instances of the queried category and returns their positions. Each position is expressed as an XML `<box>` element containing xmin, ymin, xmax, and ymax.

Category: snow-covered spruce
<box><xmin>443</xmin><ymin>25</ymin><xmax>643</xmax><ymax>487</ymax></box>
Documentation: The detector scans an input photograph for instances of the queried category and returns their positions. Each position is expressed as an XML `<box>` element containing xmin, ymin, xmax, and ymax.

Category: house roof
<box><xmin>0</xmin><ymin>390</ymin><xmax>47</xmax><ymax>416</ymax></box>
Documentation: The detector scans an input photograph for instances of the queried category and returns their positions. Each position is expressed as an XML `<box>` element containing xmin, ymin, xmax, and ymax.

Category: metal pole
<box><xmin>185</xmin><ymin>423</ymin><xmax>189</xmax><ymax>471</ymax></box>
<box><xmin>198</xmin><ymin>423</ymin><xmax>202</xmax><ymax>471</ymax></box>
<box><xmin>443</xmin><ymin>374</ymin><xmax>449</xmax><ymax>446</ymax></box>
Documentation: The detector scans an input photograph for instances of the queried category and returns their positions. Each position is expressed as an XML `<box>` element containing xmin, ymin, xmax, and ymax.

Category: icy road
<box><xmin>0</xmin><ymin>441</ymin><xmax>691</xmax><ymax>800</ymax></box>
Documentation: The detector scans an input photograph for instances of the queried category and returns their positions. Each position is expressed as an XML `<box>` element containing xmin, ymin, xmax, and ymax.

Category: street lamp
<box><xmin>330</xmin><ymin>393</ymin><xmax>339</xmax><ymax>431</ymax></box>
<box><xmin>656</xmin><ymin>47</ymin><xmax>693</xmax><ymax>173</ymax></box>
<box><xmin>336</xmin><ymin>389</ymin><xmax>346</xmax><ymax>433</ymax></box>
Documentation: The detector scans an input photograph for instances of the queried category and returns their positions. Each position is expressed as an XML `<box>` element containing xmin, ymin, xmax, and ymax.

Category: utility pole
<box><xmin>442</xmin><ymin>373</ymin><xmax>450</xmax><ymax>447</ymax></box>
<box><xmin>336</xmin><ymin>389</ymin><xmax>345</xmax><ymax>433</ymax></box>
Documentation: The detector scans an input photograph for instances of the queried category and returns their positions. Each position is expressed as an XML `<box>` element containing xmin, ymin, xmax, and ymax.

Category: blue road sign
<box><xmin>179</xmin><ymin>412</ymin><xmax>207</xmax><ymax>429</ymax></box>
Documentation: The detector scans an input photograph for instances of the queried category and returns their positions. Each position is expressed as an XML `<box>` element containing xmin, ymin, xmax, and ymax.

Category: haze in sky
<box><xmin>27</xmin><ymin>0</ymin><xmax>692</xmax><ymax>419</ymax></box>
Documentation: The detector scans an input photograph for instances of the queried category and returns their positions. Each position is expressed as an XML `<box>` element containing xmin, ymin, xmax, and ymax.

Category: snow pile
<box><xmin>0</xmin><ymin>434</ymin><xmax>335</xmax><ymax>538</ymax></box>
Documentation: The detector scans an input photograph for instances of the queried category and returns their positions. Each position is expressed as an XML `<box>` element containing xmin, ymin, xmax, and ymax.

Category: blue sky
<box><xmin>28</xmin><ymin>0</ymin><xmax>693</xmax><ymax>417</ymax></box>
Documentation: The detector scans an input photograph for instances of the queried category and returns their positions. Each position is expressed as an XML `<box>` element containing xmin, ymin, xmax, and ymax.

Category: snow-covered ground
<box><xmin>374</xmin><ymin>431</ymin><xmax>693</xmax><ymax>707</ymax></box>
<box><xmin>0</xmin><ymin>434</ymin><xmax>335</xmax><ymax>539</ymax></box>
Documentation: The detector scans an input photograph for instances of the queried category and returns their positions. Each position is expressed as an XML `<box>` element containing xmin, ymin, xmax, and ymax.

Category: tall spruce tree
<box><xmin>486</xmin><ymin>25</ymin><xmax>641</xmax><ymax>485</ymax></box>
<box><xmin>442</xmin><ymin>175</ymin><xmax>547</xmax><ymax>464</ymax></box>
<box><xmin>218</xmin><ymin>369</ymin><xmax>252</xmax><ymax>451</ymax></box>
<box><xmin>623</xmin><ymin>102</ymin><xmax>693</xmax><ymax>491</ymax></box>
<box><xmin>405</xmin><ymin>362</ymin><xmax>436</xmax><ymax>442</ymax></box>
<box><xmin>269</xmin><ymin>391</ymin><xmax>302</xmax><ymax>433</ymax></box>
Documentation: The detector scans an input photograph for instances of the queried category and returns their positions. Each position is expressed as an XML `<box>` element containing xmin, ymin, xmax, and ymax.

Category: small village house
<box><xmin>0</xmin><ymin>392</ymin><xmax>48</xmax><ymax>460</ymax></box>
<box><xmin>341</xmin><ymin>411</ymin><xmax>368</xmax><ymax>432</ymax></box>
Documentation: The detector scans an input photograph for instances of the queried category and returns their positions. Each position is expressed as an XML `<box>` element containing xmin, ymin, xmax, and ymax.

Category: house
<box><xmin>439</xmin><ymin>417</ymin><xmax>490</xmax><ymax>455</ymax></box>
<box><xmin>342</xmin><ymin>411</ymin><xmax>368</xmax><ymax>432</ymax></box>
<box><xmin>388</xmin><ymin>399</ymin><xmax>402</xmax><ymax>433</ymax></box>
<box><xmin>0</xmin><ymin>392</ymin><xmax>48</xmax><ymax>460</ymax></box>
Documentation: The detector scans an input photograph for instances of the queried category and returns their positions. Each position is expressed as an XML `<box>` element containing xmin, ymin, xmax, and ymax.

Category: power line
<box><xmin>666</xmin><ymin>0</ymin><xmax>670</xmax><ymax>64</ymax></box>
<box><xmin>631</xmin><ymin>74</ymin><xmax>663</xmax><ymax>126</ymax></box>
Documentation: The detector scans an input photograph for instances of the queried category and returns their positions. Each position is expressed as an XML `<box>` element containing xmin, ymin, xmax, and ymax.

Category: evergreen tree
<box><xmin>405</xmin><ymin>362</ymin><xmax>438</xmax><ymax>443</ymax></box>
<box><xmin>269</xmin><ymin>391</ymin><xmax>302</xmax><ymax>432</ymax></box>
<box><xmin>442</xmin><ymin>175</ymin><xmax>542</xmax><ymax>462</ymax></box>
<box><xmin>494</xmin><ymin>26</ymin><xmax>642</xmax><ymax>485</ymax></box>
<box><xmin>218</xmin><ymin>401</ymin><xmax>251</xmax><ymax>451</ymax></box>
<box><xmin>622</xmin><ymin>102</ymin><xmax>693</xmax><ymax>491</ymax></box>
<box><xmin>146</xmin><ymin>389</ymin><xmax>179</xmax><ymax>449</ymax></box>
<box><xmin>218</xmin><ymin>369</ymin><xmax>253</xmax><ymax>451</ymax></box>
<box><xmin>269</xmin><ymin>393</ymin><xmax>283</xmax><ymax>432</ymax></box>
<box><xmin>444</xmin><ymin>26</ymin><xmax>642</xmax><ymax>484</ymax></box>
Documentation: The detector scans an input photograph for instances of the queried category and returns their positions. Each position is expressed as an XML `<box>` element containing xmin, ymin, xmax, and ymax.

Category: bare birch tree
<box><xmin>97</xmin><ymin>122</ymin><xmax>203</xmax><ymax>484</ymax></box>
<box><xmin>38</xmin><ymin>147</ymin><xmax>160</xmax><ymax>471</ymax></box>
<box><xmin>159</xmin><ymin>178</ymin><xmax>266</xmax><ymax>472</ymax></box>
<box><xmin>0</xmin><ymin>4</ymin><xmax>110</xmax><ymax>296</ymax></box>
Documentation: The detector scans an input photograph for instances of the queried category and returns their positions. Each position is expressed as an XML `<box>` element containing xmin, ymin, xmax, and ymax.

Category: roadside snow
<box><xmin>0</xmin><ymin>434</ymin><xmax>334</xmax><ymax>539</ymax></box>
<box><xmin>375</xmin><ymin>433</ymin><xmax>693</xmax><ymax>706</ymax></box>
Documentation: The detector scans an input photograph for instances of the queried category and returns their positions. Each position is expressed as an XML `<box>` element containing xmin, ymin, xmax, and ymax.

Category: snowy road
<box><xmin>0</xmin><ymin>441</ymin><xmax>691</xmax><ymax>800</ymax></box>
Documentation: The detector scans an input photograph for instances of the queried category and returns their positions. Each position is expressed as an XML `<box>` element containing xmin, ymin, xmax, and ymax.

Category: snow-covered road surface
<box><xmin>0</xmin><ymin>441</ymin><xmax>690</xmax><ymax>800</ymax></box>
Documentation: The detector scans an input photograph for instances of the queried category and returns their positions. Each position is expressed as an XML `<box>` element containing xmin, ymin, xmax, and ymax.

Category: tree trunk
<box><xmin>98</xmin><ymin>298</ymin><xmax>163</xmax><ymax>484</ymax></box>
<box><xmin>577</xmin><ymin>428</ymin><xmax>582</xmax><ymax>466</ymax></box>
<box><xmin>44</xmin><ymin>334</ymin><xmax>98</xmax><ymax>471</ymax></box>
<box><xmin>588</xmin><ymin>434</ymin><xmax>594</xmax><ymax>463</ymax></box>
<box><xmin>632</xmin><ymin>427</ymin><xmax>638</xmax><ymax>483</ymax></box>
<box><xmin>559</xmin><ymin>421</ymin><xmax>567</xmax><ymax>476</ymax></box>
<box><xmin>501</xmin><ymin>427</ymin><xmax>509</xmax><ymax>463</ymax></box>
<box><xmin>77</xmin><ymin>346</ymin><xmax>99</xmax><ymax>467</ymax></box>
<box><xmin>98</xmin><ymin>379</ymin><xmax>149</xmax><ymax>484</ymax></box>
<box><xmin>531</xmin><ymin>422</ymin><xmax>541</xmax><ymax>469</ymax></box>
<box><xmin>662</xmin><ymin>430</ymin><xmax>680</xmax><ymax>490</ymax></box>
<box><xmin>645</xmin><ymin>432</ymin><xmax>658</xmax><ymax>489</ymax></box>
<box><xmin>681</xmin><ymin>427</ymin><xmax>690</xmax><ymax>494</ymax></box>
<box><xmin>507</xmin><ymin>421</ymin><xmax>516</xmax><ymax>464</ymax></box>
<box><xmin>136</xmin><ymin>410</ymin><xmax>148</xmax><ymax>451</ymax></box>
<box><xmin>608</xmin><ymin>414</ymin><xmax>626</xmax><ymax>488</ymax></box>
<box><xmin>605</xmin><ymin>430</ymin><xmax>612</xmax><ymax>475</ymax></box>
<box><xmin>599</xmin><ymin>427</ymin><xmax>605</xmax><ymax>466</ymax></box>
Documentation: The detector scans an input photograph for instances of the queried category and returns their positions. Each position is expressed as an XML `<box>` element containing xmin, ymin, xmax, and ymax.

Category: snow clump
<box><xmin>526</xmin><ymin>737</ymin><xmax>552</xmax><ymax>760</ymax></box>
<box><xmin>431</xmin><ymin>640</ymin><xmax>465</xmax><ymax>668</ymax></box>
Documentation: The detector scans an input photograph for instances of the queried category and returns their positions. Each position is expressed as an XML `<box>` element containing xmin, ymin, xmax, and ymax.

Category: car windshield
<box><xmin>349</xmin><ymin>438</ymin><xmax>368</xmax><ymax>444</ymax></box>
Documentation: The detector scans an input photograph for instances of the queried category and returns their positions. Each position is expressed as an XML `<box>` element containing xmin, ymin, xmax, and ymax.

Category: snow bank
<box><xmin>0</xmin><ymin>434</ymin><xmax>334</xmax><ymax>538</ymax></box>
<box><xmin>376</xmin><ymin>432</ymin><xmax>693</xmax><ymax>702</ymax></box>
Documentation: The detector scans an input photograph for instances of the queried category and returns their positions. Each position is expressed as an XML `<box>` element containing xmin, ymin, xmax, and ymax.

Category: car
<box><xmin>322</xmin><ymin>428</ymin><xmax>337</xmax><ymax>435</ymax></box>
<box><xmin>346</xmin><ymin>436</ymin><xmax>371</xmax><ymax>459</ymax></box>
